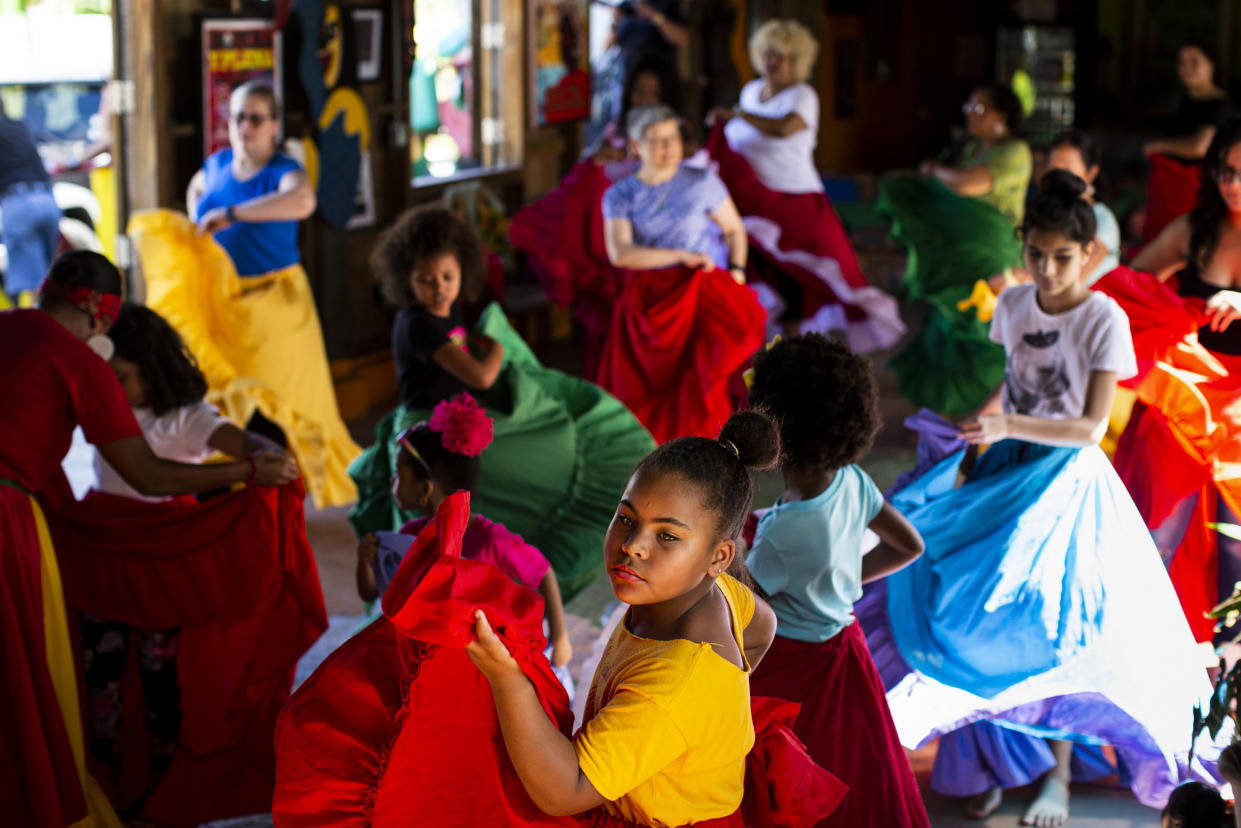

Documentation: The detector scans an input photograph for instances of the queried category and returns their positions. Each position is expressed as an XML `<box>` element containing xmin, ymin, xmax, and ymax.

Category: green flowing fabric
<box><xmin>878</xmin><ymin>176</ymin><xmax>1023</xmax><ymax>418</ymax></box>
<box><xmin>348</xmin><ymin>303</ymin><xmax>656</xmax><ymax>601</ymax></box>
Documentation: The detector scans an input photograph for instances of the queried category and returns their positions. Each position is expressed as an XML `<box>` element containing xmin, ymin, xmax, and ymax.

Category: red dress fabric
<box><xmin>1093</xmin><ymin>266</ymin><xmax>1241</xmax><ymax>640</ymax></box>
<box><xmin>749</xmin><ymin>623</ymin><xmax>930</xmax><ymax>828</ymax></box>
<box><xmin>0</xmin><ymin>308</ymin><xmax>142</xmax><ymax>826</ymax></box>
<box><xmin>704</xmin><ymin>127</ymin><xmax>904</xmax><ymax>353</ymax></box>
<box><xmin>596</xmin><ymin>265</ymin><xmax>765</xmax><ymax>444</ymax></box>
<box><xmin>50</xmin><ymin>482</ymin><xmax>327</xmax><ymax>827</ymax></box>
<box><xmin>275</xmin><ymin>492</ymin><xmax>845</xmax><ymax>827</ymax></box>
<box><xmin>509</xmin><ymin>160</ymin><xmax>631</xmax><ymax>380</ymax></box>
<box><xmin>1141</xmin><ymin>154</ymin><xmax>1202</xmax><ymax>244</ymax></box>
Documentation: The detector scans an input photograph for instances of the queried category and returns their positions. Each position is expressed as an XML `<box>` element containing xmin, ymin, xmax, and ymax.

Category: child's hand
<box><xmin>958</xmin><ymin>413</ymin><xmax>1009</xmax><ymax>445</ymax></box>
<box><xmin>551</xmin><ymin>634</ymin><xmax>573</xmax><ymax>668</ymax></box>
<box><xmin>357</xmin><ymin>533</ymin><xmax>378</xmax><ymax>564</ymax></box>
<box><xmin>466</xmin><ymin>609</ymin><xmax>523</xmax><ymax>683</ymax></box>
<box><xmin>252</xmin><ymin>450</ymin><xmax>300</xmax><ymax>486</ymax></box>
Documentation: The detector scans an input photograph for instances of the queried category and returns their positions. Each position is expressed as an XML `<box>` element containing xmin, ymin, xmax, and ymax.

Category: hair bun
<box><xmin>1038</xmin><ymin>168</ymin><xmax>1088</xmax><ymax>201</ymax></box>
<box><xmin>718</xmin><ymin>410</ymin><xmax>781</xmax><ymax>471</ymax></box>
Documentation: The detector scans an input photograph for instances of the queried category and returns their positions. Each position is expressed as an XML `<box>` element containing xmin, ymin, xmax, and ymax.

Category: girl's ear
<box><xmin>417</xmin><ymin>477</ymin><xmax>435</xmax><ymax>509</ymax></box>
<box><xmin>709</xmin><ymin>538</ymin><xmax>736</xmax><ymax>578</ymax></box>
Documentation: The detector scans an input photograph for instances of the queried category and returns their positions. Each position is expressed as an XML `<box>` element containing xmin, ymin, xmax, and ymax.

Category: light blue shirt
<box><xmin>748</xmin><ymin>464</ymin><xmax>884</xmax><ymax>642</ymax></box>
<box><xmin>1084</xmin><ymin>202</ymin><xmax>1121</xmax><ymax>287</ymax></box>
<box><xmin>601</xmin><ymin>164</ymin><xmax>729</xmax><ymax>258</ymax></box>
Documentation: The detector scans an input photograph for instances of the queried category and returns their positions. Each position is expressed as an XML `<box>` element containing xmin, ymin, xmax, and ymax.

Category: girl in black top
<box><xmin>372</xmin><ymin>205</ymin><xmax>504</xmax><ymax>409</ymax></box>
<box><xmin>1144</xmin><ymin>42</ymin><xmax>1239</xmax><ymax>164</ymax></box>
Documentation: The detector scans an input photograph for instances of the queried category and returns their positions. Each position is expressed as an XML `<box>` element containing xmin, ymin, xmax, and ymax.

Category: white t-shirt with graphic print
<box><xmin>989</xmin><ymin>284</ymin><xmax>1136</xmax><ymax>420</ymax></box>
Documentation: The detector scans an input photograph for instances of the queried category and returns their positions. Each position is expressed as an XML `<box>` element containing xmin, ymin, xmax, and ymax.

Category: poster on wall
<box><xmin>530</xmin><ymin>0</ymin><xmax>589</xmax><ymax>127</ymax></box>
<box><xmin>201</xmin><ymin>19</ymin><xmax>283</xmax><ymax>158</ymax></box>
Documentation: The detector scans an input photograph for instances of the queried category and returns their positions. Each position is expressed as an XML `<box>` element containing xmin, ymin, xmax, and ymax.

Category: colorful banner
<box><xmin>201</xmin><ymin>20</ymin><xmax>282</xmax><ymax>158</ymax></box>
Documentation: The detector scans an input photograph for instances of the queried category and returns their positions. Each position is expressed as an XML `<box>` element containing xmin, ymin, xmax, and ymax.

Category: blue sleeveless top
<box><xmin>194</xmin><ymin>149</ymin><xmax>303</xmax><ymax>277</ymax></box>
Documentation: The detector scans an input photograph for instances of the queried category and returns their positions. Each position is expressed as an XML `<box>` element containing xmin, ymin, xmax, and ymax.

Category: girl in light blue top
<box><xmin>745</xmin><ymin>333</ymin><xmax>931</xmax><ymax>827</ymax></box>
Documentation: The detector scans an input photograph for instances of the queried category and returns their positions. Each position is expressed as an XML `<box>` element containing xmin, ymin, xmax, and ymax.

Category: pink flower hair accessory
<box><xmin>428</xmin><ymin>394</ymin><xmax>494</xmax><ymax>457</ymax></box>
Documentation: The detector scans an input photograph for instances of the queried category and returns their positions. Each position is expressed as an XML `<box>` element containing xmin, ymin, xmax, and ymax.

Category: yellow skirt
<box><xmin>128</xmin><ymin>209</ymin><xmax>360</xmax><ymax>508</ymax></box>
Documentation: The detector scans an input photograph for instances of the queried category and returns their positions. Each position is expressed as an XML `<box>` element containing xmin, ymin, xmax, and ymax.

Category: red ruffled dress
<box><xmin>50</xmin><ymin>480</ymin><xmax>327</xmax><ymax>826</ymax></box>
<box><xmin>1141</xmin><ymin>154</ymin><xmax>1201</xmax><ymax>245</ymax></box>
<box><xmin>274</xmin><ymin>492</ymin><xmax>846</xmax><ymax>827</ymax></box>
<box><xmin>1093</xmin><ymin>265</ymin><xmax>1241</xmax><ymax>640</ymax></box>
<box><xmin>704</xmin><ymin>125</ymin><xmax>904</xmax><ymax>353</ymax></box>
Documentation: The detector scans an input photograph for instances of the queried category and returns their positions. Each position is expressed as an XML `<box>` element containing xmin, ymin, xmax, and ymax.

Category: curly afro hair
<box><xmin>748</xmin><ymin>334</ymin><xmax>880</xmax><ymax>472</ymax></box>
<box><xmin>370</xmin><ymin>203</ymin><xmax>485</xmax><ymax>308</ymax></box>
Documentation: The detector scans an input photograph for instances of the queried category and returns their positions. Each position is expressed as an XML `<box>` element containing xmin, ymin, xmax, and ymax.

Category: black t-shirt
<box><xmin>1167</xmin><ymin>94</ymin><xmax>1241</xmax><ymax>162</ymax></box>
<box><xmin>392</xmin><ymin>305</ymin><xmax>469</xmax><ymax>410</ymax></box>
<box><xmin>0</xmin><ymin>116</ymin><xmax>51</xmax><ymax>196</ymax></box>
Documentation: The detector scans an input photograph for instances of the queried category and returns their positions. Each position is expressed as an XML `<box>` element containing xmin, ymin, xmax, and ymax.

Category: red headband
<box><xmin>38</xmin><ymin>280</ymin><xmax>122</xmax><ymax>326</ymax></box>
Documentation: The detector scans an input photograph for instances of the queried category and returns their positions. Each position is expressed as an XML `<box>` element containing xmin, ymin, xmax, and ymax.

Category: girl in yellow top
<box><xmin>468</xmin><ymin>411</ymin><xmax>781</xmax><ymax>826</ymax></box>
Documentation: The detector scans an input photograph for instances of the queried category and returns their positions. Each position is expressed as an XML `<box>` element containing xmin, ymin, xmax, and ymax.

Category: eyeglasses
<box><xmin>962</xmin><ymin>102</ymin><xmax>987</xmax><ymax>117</ymax></box>
<box><xmin>232</xmin><ymin>112</ymin><xmax>271</xmax><ymax>127</ymax></box>
<box><xmin>1216</xmin><ymin>167</ymin><xmax>1241</xmax><ymax>185</ymax></box>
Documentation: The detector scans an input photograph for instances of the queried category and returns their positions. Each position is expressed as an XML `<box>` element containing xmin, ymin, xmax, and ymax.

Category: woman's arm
<box><xmin>1131</xmin><ymin>214</ymin><xmax>1191</xmax><ymax>282</ymax></box>
<box><xmin>431</xmin><ymin>338</ymin><xmax>504</xmax><ymax>390</ymax></box>
<box><xmin>97</xmin><ymin>435</ymin><xmax>298</xmax><ymax>497</ymax></box>
<box><xmin>635</xmin><ymin>1</ymin><xmax>688</xmax><ymax>48</ymax></box>
<box><xmin>537</xmin><ymin>571</ymin><xmax>573</xmax><ymax>668</ymax></box>
<box><xmin>1145</xmin><ymin>125</ymin><xmax>1216</xmax><ymax>161</ymax></box>
<box><xmin>860</xmin><ymin>502</ymin><xmax>925</xmax><ymax>583</ymax></box>
<box><xmin>206</xmin><ymin>422</ymin><xmax>286</xmax><ymax>460</ymax></box>
<box><xmin>468</xmin><ymin>611</ymin><xmax>607</xmax><ymax>816</ymax></box>
<box><xmin>959</xmin><ymin>370</ymin><xmax>1118</xmax><ymax>448</ymax></box>
<box><xmin>734</xmin><ymin>110</ymin><xmax>809</xmax><ymax>138</ymax></box>
<box><xmin>186</xmin><ymin>169</ymin><xmax>207</xmax><ymax>218</ymax></box>
<box><xmin>709</xmin><ymin>198</ymin><xmax>748</xmax><ymax>284</ymax></box>
<box><xmin>356</xmin><ymin>533</ymin><xmax>380</xmax><ymax>602</ymax></box>
<box><xmin>743</xmin><ymin>594</ymin><xmax>777</xmax><ymax>669</ymax></box>
<box><xmin>604</xmin><ymin>217</ymin><xmax>713</xmax><ymax>271</ymax></box>
<box><xmin>198</xmin><ymin>170</ymin><xmax>317</xmax><ymax>234</ymax></box>
<box><xmin>924</xmin><ymin>162</ymin><xmax>994</xmax><ymax>197</ymax></box>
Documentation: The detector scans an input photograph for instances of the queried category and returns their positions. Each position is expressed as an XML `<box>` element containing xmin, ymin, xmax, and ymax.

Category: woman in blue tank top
<box><xmin>187</xmin><ymin>83</ymin><xmax>316</xmax><ymax>275</ymax></box>
<box><xmin>129</xmin><ymin>80</ymin><xmax>361</xmax><ymax>508</ymax></box>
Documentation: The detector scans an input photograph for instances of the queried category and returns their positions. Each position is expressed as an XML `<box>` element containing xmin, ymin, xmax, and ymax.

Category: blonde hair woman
<box><xmin>705</xmin><ymin>19</ymin><xmax>904</xmax><ymax>354</ymax></box>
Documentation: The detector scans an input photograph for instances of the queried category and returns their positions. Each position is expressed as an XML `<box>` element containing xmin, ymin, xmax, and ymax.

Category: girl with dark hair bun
<box><xmin>1096</xmin><ymin>120</ymin><xmax>1241</xmax><ymax>647</ymax></box>
<box><xmin>1140</xmin><ymin>41</ymin><xmax>1240</xmax><ymax>241</ymax></box>
<box><xmin>877</xmin><ymin>82</ymin><xmax>1033</xmax><ymax>419</ymax></box>
<box><xmin>0</xmin><ymin>252</ymin><xmax>300</xmax><ymax>826</ymax></box>
<box><xmin>464</xmin><ymin>411</ymin><xmax>847</xmax><ymax>825</ymax></box>
<box><xmin>862</xmin><ymin>177</ymin><xmax>1226</xmax><ymax>824</ymax></box>
<box><xmin>352</xmin><ymin>205</ymin><xmax>655</xmax><ymax>603</ymax></box>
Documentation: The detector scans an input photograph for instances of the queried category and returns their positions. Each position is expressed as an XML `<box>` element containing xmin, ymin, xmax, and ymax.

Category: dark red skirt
<box><xmin>749</xmin><ymin>623</ymin><xmax>930</xmax><ymax>828</ymax></box>
<box><xmin>51</xmin><ymin>482</ymin><xmax>327</xmax><ymax>827</ymax></box>
<box><xmin>1142</xmin><ymin>154</ymin><xmax>1201</xmax><ymax>244</ymax></box>
<box><xmin>597</xmin><ymin>265</ymin><xmax>765</xmax><ymax>444</ymax></box>
<box><xmin>0</xmin><ymin>486</ymin><xmax>87</xmax><ymax>826</ymax></box>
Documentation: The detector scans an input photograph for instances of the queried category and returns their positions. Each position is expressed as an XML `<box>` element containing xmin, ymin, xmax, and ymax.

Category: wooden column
<box><xmin>118</xmin><ymin>0</ymin><xmax>172</xmax><ymax>214</ymax></box>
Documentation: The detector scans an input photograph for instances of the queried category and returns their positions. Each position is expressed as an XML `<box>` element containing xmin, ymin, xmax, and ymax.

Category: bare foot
<box><xmin>1021</xmin><ymin>775</ymin><xmax>1069</xmax><ymax>826</ymax></box>
<box><xmin>964</xmin><ymin>786</ymin><xmax>1002</xmax><ymax>819</ymax></box>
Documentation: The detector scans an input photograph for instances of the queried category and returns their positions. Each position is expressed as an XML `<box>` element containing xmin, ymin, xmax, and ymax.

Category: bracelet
<box><xmin>728</xmin><ymin>262</ymin><xmax>746</xmax><ymax>273</ymax></box>
<box><xmin>226</xmin><ymin>204</ymin><xmax>239</xmax><ymax>224</ymax></box>
<box><xmin>245</xmin><ymin>456</ymin><xmax>257</xmax><ymax>485</ymax></box>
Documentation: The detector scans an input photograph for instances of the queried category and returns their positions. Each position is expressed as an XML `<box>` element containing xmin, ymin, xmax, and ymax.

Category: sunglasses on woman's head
<box><xmin>233</xmin><ymin>112</ymin><xmax>270</xmax><ymax>126</ymax></box>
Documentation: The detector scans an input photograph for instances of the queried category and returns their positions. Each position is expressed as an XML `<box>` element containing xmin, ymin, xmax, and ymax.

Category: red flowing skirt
<box><xmin>597</xmin><ymin>265</ymin><xmax>765</xmax><ymax>444</ymax></box>
<box><xmin>51</xmin><ymin>482</ymin><xmax>327</xmax><ymax>827</ymax></box>
<box><xmin>749</xmin><ymin>623</ymin><xmax>930</xmax><ymax>828</ymax></box>
<box><xmin>705</xmin><ymin>126</ymin><xmax>904</xmax><ymax>353</ymax></box>
<box><xmin>1093</xmin><ymin>266</ymin><xmax>1241</xmax><ymax>640</ymax></box>
<box><xmin>509</xmin><ymin>160</ymin><xmax>630</xmax><ymax>380</ymax></box>
<box><xmin>0</xmin><ymin>486</ymin><xmax>87</xmax><ymax>826</ymax></box>
<box><xmin>1142</xmin><ymin>154</ymin><xmax>1202</xmax><ymax>244</ymax></box>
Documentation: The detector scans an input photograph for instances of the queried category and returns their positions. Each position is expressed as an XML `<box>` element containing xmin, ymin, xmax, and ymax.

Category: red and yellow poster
<box><xmin>202</xmin><ymin>20</ymin><xmax>283</xmax><ymax>157</ymax></box>
<box><xmin>531</xmin><ymin>0</ymin><xmax>590</xmax><ymax>127</ymax></box>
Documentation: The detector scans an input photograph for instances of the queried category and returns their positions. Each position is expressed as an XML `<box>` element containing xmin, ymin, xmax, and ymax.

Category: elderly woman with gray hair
<box><xmin>597</xmin><ymin>103</ymin><xmax>764</xmax><ymax>444</ymax></box>
<box><xmin>707</xmin><ymin>19</ymin><xmax>904</xmax><ymax>353</ymax></box>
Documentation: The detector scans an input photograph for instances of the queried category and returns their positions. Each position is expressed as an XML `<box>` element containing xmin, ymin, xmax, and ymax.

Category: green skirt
<box><xmin>878</xmin><ymin>177</ymin><xmax>1023</xmax><ymax>418</ymax></box>
<box><xmin>348</xmin><ymin>303</ymin><xmax>656</xmax><ymax>601</ymax></box>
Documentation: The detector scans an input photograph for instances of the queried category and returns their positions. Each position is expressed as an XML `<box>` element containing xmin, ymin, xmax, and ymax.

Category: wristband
<box><xmin>729</xmin><ymin>262</ymin><xmax>746</xmax><ymax>273</ymax></box>
<box><xmin>226</xmin><ymin>204</ymin><xmax>239</xmax><ymax>224</ymax></box>
<box><xmin>245</xmin><ymin>456</ymin><xmax>257</xmax><ymax>485</ymax></box>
